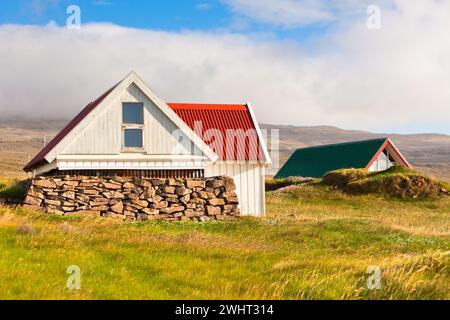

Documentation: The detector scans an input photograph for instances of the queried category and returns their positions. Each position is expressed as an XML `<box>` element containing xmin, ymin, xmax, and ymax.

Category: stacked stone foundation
<box><xmin>23</xmin><ymin>176</ymin><xmax>240</xmax><ymax>222</ymax></box>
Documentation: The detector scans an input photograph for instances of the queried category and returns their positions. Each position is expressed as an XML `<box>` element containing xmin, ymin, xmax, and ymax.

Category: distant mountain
<box><xmin>261</xmin><ymin>124</ymin><xmax>450</xmax><ymax>180</ymax></box>
<box><xmin>0</xmin><ymin>120</ymin><xmax>449</xmax><ymax>181</ymax></box>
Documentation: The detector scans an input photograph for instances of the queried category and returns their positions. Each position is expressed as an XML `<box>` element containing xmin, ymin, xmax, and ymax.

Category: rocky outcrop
<box><xmin>23</xmin><ymin>176</ymin><xmax>240</xmax><ymax>222</ymax></box>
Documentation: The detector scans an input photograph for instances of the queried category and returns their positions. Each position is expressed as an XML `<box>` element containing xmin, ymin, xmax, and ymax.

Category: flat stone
<box><xmin>124</xmin><ymin>210</ymin><xmax>136</xmax><ymax>217</ymax></box>
<box><xmin>150</xmin><ymin>201</ymin><xmax>169</xmax><ymax>209</ymax></box>
<box><xmin>102</xmin><ymin>182</ymin><xmax>122</xmax><ymax>190</ymax></box>
<box><xmin>224</xmin><ymin>177</ymin><xmax>236</xmax><ymax>191</ymax></box>
<box><xmin>110</xmin><ymin>201</ymin><xmax>124</xmax><ymax>214</ymax></box>
<box><xmin>91</xmin><ymin>205</ymin><xmax>109</xmax><ymax>211</ymax></box>
<box><xmin>143</xmin><ymin>188</ymin><xmax>156</xmax><ymax>198</ymax></box>
<box><xmin>62</xmin><ymin>201</ymin><xmax>77</xmax><ymax>207</ymax></box>
<box><xmin>127</xmin><ymin>193</ymin><xmax>139</xmax><ymax>200</ymax></box>
<box><xmin>79</xmin><ymin>183</ymin><xmax>94</xmax><ymax>187</ymax></box>
<box><xmin>148</xmin><ymin>195</ymin><xmax>163</xmax><ymax>203</ymax></box>
<box><xmin>142</xmin><ymin>208</ymin><xmax>159</xmax><ymax>215</ymax></box>
<box><xmin>180</xmin><ymin>194</ymin><xmax>191</xmax><ymax>204</ymax></box>
<box><xmin>221</xmin><ymin>191</ymin><xmax>237</xmax><ymax>198</ymax></box>
<box><xmin>167</xmin><ymin>178</ymin><xmax>184</xmax><ymax>186</ymax></box>
<box><xmin>61</xmin><ymin>191</ymin><xmax>75</xmax><ymax>200</ymax></box>
<box><xmin>123</xmin><ymin>182</ymin><xmax>136</xmax><ymax>189</ymax></box>
<box><xmin>63</xmin><ymin>181</ymin><xmax>79</xmax><ymax>187</ymax></box>
<box><xmin>206</xmin><ymin>179</ymin><xmax>225</xmax><ymax>189</ymax></box>
<box><xmin>82</xmin><ymin>189</ymin><xmax>99</xmax><ymax>196</ymax></box>
<box><xmin>124</xmin><ymin>205</ymin><xmax>138</xmax><ymax>213</ymax></box>
<box><xmin>160</xmin><ymin>186</ymin><xmax>175</xmax><ymax>194</ymax></box>
<box><xmin>134</xmin><ymin>179</ymin><xmax>151</xmax><ymax>188</ymax></box>
<box><xmin>93</xmin><ymin>197</ymin><xmax>109</xmax><ymax>204</ymax></box>
<box><xmin>184</xmin><ymin>209</ymin><xmax>197</xmax><ymax>218</ymax></box>
<box><xmin>186</xmin><ymin>180</ymin><xmax>206</xmax><ymax>189</ymax></box>
<box><xmin>102</xmin><ymin>191</ymin><xmax>125</xmax><ymax>199</ymax></box>
<box><xmin>33</xmin><ymin>179</ymin><xmax>56</xmax><ymax>189</ymax></box>
<box><xmin>44</xmin><ymin>199</ymin><xmax>61</xmax><ymax>206</ymax></box>
<box><xmin>159</xmin><ymin>193</ymin><xmax>178</xmax><ymax>199</ymax></box>
<box><xmin>206</xmin><ymin>205</ymin><xmax>221</xmax><ymax>216</ymax></box>
<box><xmin>208</xmin><ymin>198</ymin><xmax>225</xmax><ymax>206</ymax></box>
<box><xmin>191</xmin><ymin>198</ymin><xmax>206</xmax><ymax>205</ymax></box>
<box><xmin>175</xmin><ymin>187</ymin><xmax>192</xmax><ymax>196</ymax></box>
<box><xmin>131</xmin><ymin>199</ymin><xmax>148</xmax><ymax>208</ymax></box>
<box><xmin>76</xmin><ymin>195</ymin><xmax>90</xmax><ymax>203</ymax></box>
<box><xmin>223</xmin><ymin>204</ymin><xmax>238</xmax><ymax>211</ymax></box>
<box><xmin>24</xmin><ymin>196</ymin><xmax>42</xmax><ymax>206</ymax></box>
<box><xmin>160</xmin><ymin>206</ymin><xmax>185</xmax><ymax>214</ymax></box>
<box><xmin>225</xmin><ymin>197</ymin><xmax>239</xmax><ymax>204</ymax></box>
<box><xmin>198</xmin><ymin>191</ymin><xmax>215</xmax><ymax>199</ymax></box>
<box><xmin>150</xmin><ymin>179</ymin><xmax>165</xmax><ymax>186</ymax></box>
<box><xmin>28</xmin><ymin>190</ymin><xmax>45</xmax><ymax>199</ymax></box>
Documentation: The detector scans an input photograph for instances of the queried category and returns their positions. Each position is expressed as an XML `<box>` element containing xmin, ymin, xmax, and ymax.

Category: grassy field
<box><xmin>0</xmin><ymin>183</ymin><xmax>449</xmax><ymax>300</ymax></box>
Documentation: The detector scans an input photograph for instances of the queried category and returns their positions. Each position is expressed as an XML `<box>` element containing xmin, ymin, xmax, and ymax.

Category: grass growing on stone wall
<box><xmin>0</xmin><ymin>183</ymin><xmax>449</xmax><ymax>300</ymax></box>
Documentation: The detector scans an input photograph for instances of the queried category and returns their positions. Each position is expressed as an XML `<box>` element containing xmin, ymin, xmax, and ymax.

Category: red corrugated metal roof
<box><xmin>167</xmin><ymin>103</ymin><xmax>264</xmax><ymax>161</ymax></box>
<box><xmin>24</xmin><ymin>83</ymin><xmax>119</xmax><ymax>171</ymax></box>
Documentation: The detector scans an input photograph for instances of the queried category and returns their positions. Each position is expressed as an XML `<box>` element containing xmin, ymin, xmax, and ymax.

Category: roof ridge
<box><xmin>294</xmin><ymin>138</ymin><xmax>388</xmax><ymax>152</ymax></box>
<box><xmin>167</xmin><ymin>103</ymin><xmax>248</xmax><ymax>111</ymax></box>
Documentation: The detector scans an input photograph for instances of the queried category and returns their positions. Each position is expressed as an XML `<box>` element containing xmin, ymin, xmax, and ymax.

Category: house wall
<box><xmin>62</xmin><ymin>83</ymin><xmax>202</xmax><ymax>157</ymax></box>
<box><xmin>205</xmin><ymin>162</ymin><xmax>265</xmax><ymax>216</ymax></box>
<box><xmin>368</xmin><ymin>151</ymin><xmax>393</xmax><ymax>172</ymax></box>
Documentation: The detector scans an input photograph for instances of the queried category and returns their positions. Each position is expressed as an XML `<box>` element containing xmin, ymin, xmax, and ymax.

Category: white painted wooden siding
<box><xmin>62</xmin><ymin>83</ymin><xmax>202</xmax><ymax>157</ymax></box>
<box><xmin>205</xmin><ymin>163</ymin><xmax>266</xmax><ymax>217</ymax></box>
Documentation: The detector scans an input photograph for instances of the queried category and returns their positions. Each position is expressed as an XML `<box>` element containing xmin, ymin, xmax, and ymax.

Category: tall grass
<box><xmin>0</xmin><ymin>184</ymin><xmax>448</xmax><ymax>299</ymax></box>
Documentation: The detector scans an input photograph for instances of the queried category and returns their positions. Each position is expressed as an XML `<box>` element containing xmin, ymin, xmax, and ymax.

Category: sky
<box><xmin>0</xmin><ymin>0</ymin><xmax>449</xmax><ymax>134</ymax></box>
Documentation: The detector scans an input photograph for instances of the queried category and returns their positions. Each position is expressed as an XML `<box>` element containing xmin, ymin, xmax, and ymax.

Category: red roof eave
<box><xmin>365</xmin><ymin>138</ymin><xmax>412</xmax><ymax>169</ymax></box>
<box><xmin>23</xmin><ymin>83</ymin><xmax>119</xmax><ymax>171</ymax></box>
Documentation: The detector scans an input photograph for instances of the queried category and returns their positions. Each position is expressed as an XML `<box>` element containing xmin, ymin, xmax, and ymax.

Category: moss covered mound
<box><xmin>322</xmin><ymin>167</ymin><xmax>449</xmax><ymax>198</ymax></box>
<box><xmin>322</xmin><ymin>168</ymin><xmax>371</xmax><ymax>187</ymax></box>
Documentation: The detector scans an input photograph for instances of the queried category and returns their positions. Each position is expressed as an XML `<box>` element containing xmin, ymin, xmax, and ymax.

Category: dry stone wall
<box><xmin>23</xmin><ymin>176</ymin><xmax>240</xmax><ymax>222</ymax></box>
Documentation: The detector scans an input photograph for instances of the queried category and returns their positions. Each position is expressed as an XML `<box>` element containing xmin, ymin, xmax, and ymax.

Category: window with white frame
<box><xmin>122</xmin><ymin>102</ymin><xmax>144</xmax><ymax>150</ymax></box>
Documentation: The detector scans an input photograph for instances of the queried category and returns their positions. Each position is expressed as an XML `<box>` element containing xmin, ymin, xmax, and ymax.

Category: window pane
<box><xmin>123</xmin><ymin>103</ymin><xmax>143</xmax><ymax>124</ymax></box>
<box><xmin>124</xmin><ymin>129</ymin><xmax>143</xmax><ymax>148</ymax></box>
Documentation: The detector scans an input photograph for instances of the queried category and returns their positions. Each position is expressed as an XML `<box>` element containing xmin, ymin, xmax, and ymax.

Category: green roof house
<box><xmin>275</xmin><ymin>138</ymin><xmax>412</xmax><ymax>179</ymax></box>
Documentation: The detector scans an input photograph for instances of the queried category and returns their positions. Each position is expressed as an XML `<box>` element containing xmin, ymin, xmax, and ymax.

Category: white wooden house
<box><xmin>24</xmin><ymin>71</ymin><xmax>271</xmax><ymax>216</ymax></box>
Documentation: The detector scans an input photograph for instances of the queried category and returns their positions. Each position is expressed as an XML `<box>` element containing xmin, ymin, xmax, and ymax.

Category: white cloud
<box><xmin>222</xmin><ymin>0</ymin><xmax>387</xmax><ymax>28</ymax></box>
<box><xmin>0</xmin><ymin>0</ymin><xmax>449</xmax><ymax>134</ymax></box>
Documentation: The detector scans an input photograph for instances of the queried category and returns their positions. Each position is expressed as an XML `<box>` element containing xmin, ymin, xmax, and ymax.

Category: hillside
<box><xmin>0</xmin><ymin>120</ymin><xmax>449</xmax><ymax>181</ymax></box>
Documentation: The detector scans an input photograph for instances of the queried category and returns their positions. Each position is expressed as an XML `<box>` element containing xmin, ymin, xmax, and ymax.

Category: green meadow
<box><xmin>0</xmin><ymin>181</ymin><xmax>449</xmax><ymax>300</ymax></box>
